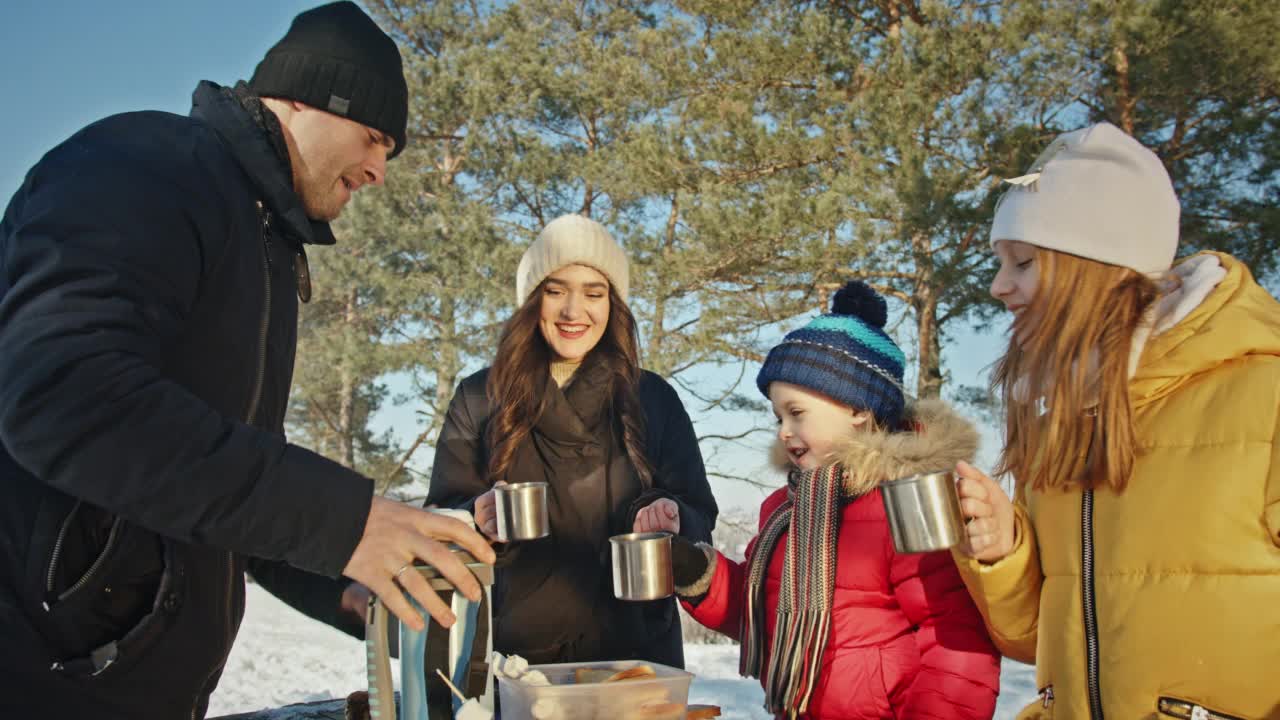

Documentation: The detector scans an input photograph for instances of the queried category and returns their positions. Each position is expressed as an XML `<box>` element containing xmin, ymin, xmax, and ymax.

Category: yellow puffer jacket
<box><xmin>956</xmin><ymin>252</ymin><xmax>1280</xmax><ymax>720</ymax></box>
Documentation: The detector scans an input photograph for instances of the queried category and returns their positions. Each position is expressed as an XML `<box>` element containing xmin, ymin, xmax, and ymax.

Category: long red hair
<box><xmin>992</xmin><ymin>247</ymin><xmax>1158</xmax><ymax>492</ymax></box>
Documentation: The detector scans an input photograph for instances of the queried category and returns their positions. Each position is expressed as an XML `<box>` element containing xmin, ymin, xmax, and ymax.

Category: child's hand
<box><xmin>633</xmin><ymin>498</ymin><xmax>680</xmax><ymax>534</ymax></box>
<box><xmin>955</xmin><ymin>461</ymin><xmax>1016</xmax><ymax>563</ymax></box>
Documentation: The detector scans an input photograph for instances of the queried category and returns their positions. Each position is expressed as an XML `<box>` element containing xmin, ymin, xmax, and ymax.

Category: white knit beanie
<box><xmin>515</xmin><ymin>214</ymin><xmax>630</xmax><ymax>304</ymax></box>
<box><xmin>990</xmin><ymin>122</ymin><xmax>1180</xmax><ymax>274</ymax></box>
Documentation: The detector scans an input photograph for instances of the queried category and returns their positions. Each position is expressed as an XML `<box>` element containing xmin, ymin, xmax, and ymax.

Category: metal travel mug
<box><xmin>880</xmin><ymin>470</ymin><xmax>966</xmax><ymax>554</ymax></box>
<box><xmin>610</xmin><ymin>531</ymin><xmax>674</xmax><ymax>601</ymax></box>
<box><xmin>494</xmin><ymin>482</ymin><xmax>550</xmax><ymax>542</ymax></box>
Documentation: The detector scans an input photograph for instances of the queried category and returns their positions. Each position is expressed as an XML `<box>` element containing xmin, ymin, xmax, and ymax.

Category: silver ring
<box><xmin>394</xmin><ymin>563</ymin><xmax>412</xmax><ymax>581</ymax></box>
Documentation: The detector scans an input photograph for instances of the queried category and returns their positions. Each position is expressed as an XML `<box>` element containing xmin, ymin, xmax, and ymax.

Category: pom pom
<box><xmin>830</xmin><ymin>280</ymin><xmax>887</xmax><ymax>328</ymax></box>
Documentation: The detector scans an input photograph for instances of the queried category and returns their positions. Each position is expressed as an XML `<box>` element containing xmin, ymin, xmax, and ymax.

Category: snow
<box><xmin>209</xmin><ymin>582</ymin><xmax>1038</xmax><ymax>718</ymax></box>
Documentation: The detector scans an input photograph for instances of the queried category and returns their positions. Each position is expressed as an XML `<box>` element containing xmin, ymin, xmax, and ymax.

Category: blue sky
<box><xmin>1</xmin><ymin>0</ymin><xmax>1010</xmax><ymax>511</ymax></box>
<box><xmin>0</xmin><ymin>0</ymin><xmax>319</xmax><ymax>198</ymax></box>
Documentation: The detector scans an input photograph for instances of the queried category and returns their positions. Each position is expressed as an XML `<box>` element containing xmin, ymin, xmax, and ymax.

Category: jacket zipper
<box><xmin>191</xmin><ymin>202</ymin><xmax>274</xmax><ymax>720</ymax></box>
<box><xmin>56</xmin><ymin>520</ymin><xmax>123</xmax><ymax>603</ymax></box>
<box><xmin>43</xmin><ymin>503</ymin><xmax>124</xmax><ymax>608</ymax></box>
<box><xmin>1082</xmin><ymin>489</ymin><xmax>1104</xmax><ymax>719</ymax></box>
<box><xmin>43</xmin><ymin>501</ymin><xmax>82</xmax><ymax>602</ymax></box>
<box><xmin>1157</xmin><ymin>697</ymin><xmax>1246</xmax><ymax>720</ymax></box>
<box><xmin>245</xmin><ymin>201</ymin><xmax>273</xmax><ymax>425</ymax></box>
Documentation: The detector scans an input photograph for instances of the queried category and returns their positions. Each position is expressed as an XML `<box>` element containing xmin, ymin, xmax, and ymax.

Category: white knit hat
<box><xmin>515</xmin><ymin>214</ymin><xmax>630</xmax><ymax>304</ymax></box>
<box><xmin>990</xmin><ymin>122</ymin><xmax>1180</xmax><ymax>274</ymax></box>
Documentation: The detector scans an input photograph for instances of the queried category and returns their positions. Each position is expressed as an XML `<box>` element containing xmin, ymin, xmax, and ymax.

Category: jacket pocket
<box><xmin>42</xmin><ymin>500</ymin><xmax>116</xmax><ymax>605</ymax></box>
<box><xmin>1157</xmin><ymin>696</ymin><xmax>1249</xmax><ymax>720</ymax></box>
<box><xmin>37</xmin><ymin>503</ymin><xmax>170</xmax><ymax>676</ymax></box>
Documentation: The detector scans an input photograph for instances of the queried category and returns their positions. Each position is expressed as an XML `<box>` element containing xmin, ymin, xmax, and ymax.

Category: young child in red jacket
<box><xmin>672</xmin><ymin>281</ymin><xmax>999</xmax><ymax>719</ymax></box>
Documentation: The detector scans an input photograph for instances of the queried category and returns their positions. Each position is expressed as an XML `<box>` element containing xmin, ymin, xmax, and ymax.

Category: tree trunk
<box><xmin>338</xmin><ymin>286</ymin><xmax>358</xmax><ymax>469</ymax></box>
<box><xmin>911</xmin><ymin>234</ymin><xmax>943</xmax><ymax>399</ymax></box>
<box><xmin>644</xmin><ymin>197</ymin><xmax>679</xmax><ymax>376</ymax></box>
<box><xmin>1112</xmin><ymin>40</ymin><xmax>1136</xmax><ymax>135</ymax></box>
<box><xmin>915</xmin><ymin>288</ymin><xmax>942</xmax><ymax>399</ymax></box>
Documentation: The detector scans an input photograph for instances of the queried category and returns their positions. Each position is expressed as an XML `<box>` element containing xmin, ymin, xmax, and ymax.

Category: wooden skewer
<box><xmin>435</xmin><ymin>668</ymin><xmax>468</xmax><ymax>703</ymax></box>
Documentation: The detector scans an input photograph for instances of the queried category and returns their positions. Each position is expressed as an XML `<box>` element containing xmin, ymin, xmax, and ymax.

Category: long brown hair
<box><xmin>484</xmin><ymin>280</ymin><xmax>654</xmax><ymax>486</ymax></box>
<box><xmin>993</xmin><ymin>247</ymin><xmax>1158</xmax><ymax>492</ymax></box>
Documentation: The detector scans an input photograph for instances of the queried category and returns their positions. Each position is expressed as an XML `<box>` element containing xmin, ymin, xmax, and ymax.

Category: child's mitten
<box><xmin>672</xmin><ymin>536</ymin><xmax>717</xmax><ymax>602</ymax></box>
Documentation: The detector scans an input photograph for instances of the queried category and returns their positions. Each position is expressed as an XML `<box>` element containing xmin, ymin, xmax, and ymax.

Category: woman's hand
<box><xmin>340</xmin><ymin>581</ymin><xmax>372</xmax><ymax>627</ymax></box>
<box><xmin>474</xmin><ymin>481</ymin><xmax>506</xmax><ymax>542</ymax></box>
<box><xmin>633</xmin><ymin>498</ymin><xmax>680</xmax><ymax>534</ymax></box>
<box><xmin>955</xmin><ymin>461</ymin><xmax>1017</xmax><ymax>563</ymax></box>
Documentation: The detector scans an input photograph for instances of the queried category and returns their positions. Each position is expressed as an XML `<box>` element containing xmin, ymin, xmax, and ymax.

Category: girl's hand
<box><xmin>633</xmin><ymin>498</ymin><xmax>680</xmax><ymax>534</ymax></box>
<box><xmin>474</xmin><ymin>481</ymin><xmax>506</xmax><ymax>542</ymax></box>
<box><xmin>955</xmin><ymin>461</ymin><xmax>1017</xmax><ymax>563</ymax></box>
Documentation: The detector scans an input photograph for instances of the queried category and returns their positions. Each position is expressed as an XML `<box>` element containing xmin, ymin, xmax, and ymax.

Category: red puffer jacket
<box><xmin>682</xmin><ymin>401</ymin><xmax>1000</xmax><ymax>719</ymax></box>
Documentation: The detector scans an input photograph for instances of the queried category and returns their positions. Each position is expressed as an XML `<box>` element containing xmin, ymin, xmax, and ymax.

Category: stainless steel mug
<box><xmin>610</xmin><ymin>531</ymin><xmax>674</xmax><ymax>601</ymax></box>
<box><xmin>494</xmin><ymin>482</ymin><xmax>550</xmax><ymax>542</ymax></box>
<box><xmin>880</xmin><ymin>470</ymin><xmax>965</xmax><ymax>554</ymax></box>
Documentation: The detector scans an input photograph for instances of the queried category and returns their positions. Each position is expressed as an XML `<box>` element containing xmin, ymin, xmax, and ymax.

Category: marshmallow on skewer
<box><xmin>434</xmin><ymin>669</ymin><xmax>494</xmax><ymax>720</ymax></box>
<box><xmin>455</xmin><ymin>698</ymin><xmax>493</xmax><ymax>720</ymax></box>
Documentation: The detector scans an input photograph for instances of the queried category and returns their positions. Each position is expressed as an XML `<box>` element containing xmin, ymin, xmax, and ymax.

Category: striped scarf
<box><xmin>740</xmin><ymin>463</ymin><xmax>859</xmax><ymax>718</ymax></box>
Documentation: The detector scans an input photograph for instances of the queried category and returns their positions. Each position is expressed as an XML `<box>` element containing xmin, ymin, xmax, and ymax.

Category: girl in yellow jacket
<box><xmin>953</xmin><ymin>121</ymin><xmax>1280</xmax><ymax>720</ymax></box>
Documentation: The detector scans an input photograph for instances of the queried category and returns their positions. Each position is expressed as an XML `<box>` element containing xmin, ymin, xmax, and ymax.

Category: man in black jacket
<box><xmin>0</xmin><ymin>3</ymin><xmax>493</xmax><ymax>718</ymax></box>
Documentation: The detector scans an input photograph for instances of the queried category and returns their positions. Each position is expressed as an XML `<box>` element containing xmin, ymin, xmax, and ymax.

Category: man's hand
<box><xmin>955</xmin><ymin>461</ymin><xmax>1017</xmax><ymax>563</ymax></box>
<box><xmin>342</xmin><ymin>497</ymin><xmax>495</xmax><ymax>632</ymax></box>
<box><xmin>473</xmin><ymin>481</ymin><xmax>506</xmax><ymax>542</ymax></box>
<box><xmin>633</xmin><ymin>498</ymin><xmax>680</xmax><ymax>534</ymax></box>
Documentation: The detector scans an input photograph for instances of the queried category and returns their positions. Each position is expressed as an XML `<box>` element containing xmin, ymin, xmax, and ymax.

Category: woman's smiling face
<box><xmin>538</xmin><ymin>264</ymin><xmax>610</xmax><ymax>362</ymax></box>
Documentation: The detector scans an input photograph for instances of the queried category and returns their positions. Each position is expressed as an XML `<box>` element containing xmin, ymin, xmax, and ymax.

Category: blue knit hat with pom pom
<box><xmin>756</xmin><ymin>281</ymin><xmax>907</xmax><ymax>425</ymax></box>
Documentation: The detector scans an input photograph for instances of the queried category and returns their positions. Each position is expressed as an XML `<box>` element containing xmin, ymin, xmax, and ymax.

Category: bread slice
<box><xmin>631</xmin><ymin>702</ymin><xmax>685</xmax><ymax>720</ymax></box>
<box><xmin>605</xmin><ymin>664</ymin><xmax>657</xmax><ymax>682</ymax></box>
<box><xmin>572</xmin><ymin>667</ymin><xmax>615</xmax><ymax>684</ymax></box>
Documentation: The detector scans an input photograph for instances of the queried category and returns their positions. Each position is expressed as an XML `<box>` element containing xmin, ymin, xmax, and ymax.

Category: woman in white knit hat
<box><xmin>953</xmin><ymin>122</ymin><xmax>1280</xmax><ymax>719</ymax></box>
<box><xmin>425</xmin><ymin>213</ymin><xmax>718</xmax><ymax>668</ymax></box>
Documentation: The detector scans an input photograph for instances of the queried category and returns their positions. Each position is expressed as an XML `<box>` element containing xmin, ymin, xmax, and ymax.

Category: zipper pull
<box><xmin>1040</xmin><ymin>685</ymin><xmax>1054</xmax><ymax>708</ymax></box>
<box><xmin>294</xmin><ymin>245</ymin><xmax>311</xmax><ymax>303</ymax></box>
<box><xmin>255</xmin><ymin>200</ymin><xmax>273</xmax><ymax>271</ymax></box>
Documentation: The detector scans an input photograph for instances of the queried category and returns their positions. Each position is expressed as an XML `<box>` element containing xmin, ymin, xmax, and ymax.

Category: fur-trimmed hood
<box><xmin>771</xmin><ymin>398</ymin><xmax>980</xmax><ymax>496</ymax></box>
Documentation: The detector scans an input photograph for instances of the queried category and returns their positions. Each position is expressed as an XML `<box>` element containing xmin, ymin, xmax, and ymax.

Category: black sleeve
<box><xmin>627</xmin><ymin>375</ymin><xmax>719</xmax><ymax>544</ymax></box>
<box><xmin>0</xmin><ymin>129</ymin><xmax>371</xmax><ymax>579</ymax></box>
<box><xmin>246</xmin><ymin>557</ymin><xmax>364</xmax><ymax>640</ymax></box>
<box><xmin>424</xmin><ymin>375</ymin><xmax>490</xmax><ymax>514</ymax></box>
<box><xmin>423</xmin><ymin>374</ymin><xmax>524</xmax><ymax>566</ymax></box>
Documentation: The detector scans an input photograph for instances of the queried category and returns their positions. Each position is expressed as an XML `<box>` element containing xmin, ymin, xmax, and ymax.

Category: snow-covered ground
<box><xmin>210</xmin><ymin>582</ymin><xmax>1037</xmax><ymax>718</ymax></box>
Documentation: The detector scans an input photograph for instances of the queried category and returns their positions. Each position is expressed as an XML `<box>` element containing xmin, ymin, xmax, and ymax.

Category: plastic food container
<box><xmin>497</xmin><ymin>660</ymin><xmax>693</xmax><ymax>720</ymax></box>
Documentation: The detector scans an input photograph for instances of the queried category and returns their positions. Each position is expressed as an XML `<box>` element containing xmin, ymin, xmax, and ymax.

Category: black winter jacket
<box><xmin>425</xmin><ymin>362</ymin><xmax>718</xmax><ymax>669</ymax></box>
<box><xmin>0</xmin><ymin>82</ymin><xmax>371</xmax><ymax>719</ymax></box>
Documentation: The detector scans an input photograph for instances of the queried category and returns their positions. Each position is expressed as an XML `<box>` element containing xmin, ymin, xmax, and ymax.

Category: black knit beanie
<box><xmin>249</xmin><ymin>1</ymin><xmax>409</xmax><ymax>158</ymax></box>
